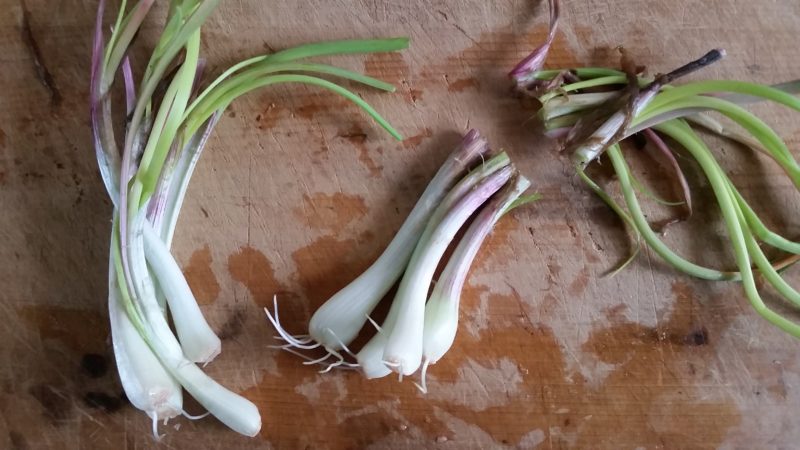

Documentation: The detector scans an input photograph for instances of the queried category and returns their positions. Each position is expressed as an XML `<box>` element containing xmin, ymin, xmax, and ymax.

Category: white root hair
<box><xmin>264</xmin><ymin>296</ymin><xmax>320</xmax><ymax>350</ymax></box>
<box><xmin>365</xmin><ymin>314</ymin><xmax>383</xmax><ymax>333</ymax></box>
<box><xmin>264</xmin><ymin>295</ymin><xmax>359</xmax><ymax>373</ymax></box>
<box><xmin>412</xmin><ymin>358</ymin><xmax>430</xmax><ymax>394</ymax></box>
<box><xmin>181</xmin><ymin>409</ymin><xmax>211</xmax><ymax>420</ymax></box>
<box><xmin>151</xmin><ymin>413</ymin><xmax>164</xmax><ymax>441</ymax></box>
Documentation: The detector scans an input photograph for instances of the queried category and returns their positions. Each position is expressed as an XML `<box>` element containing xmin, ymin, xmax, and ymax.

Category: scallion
<box><xmin>91</xmin><ymin>0</ymin><xmax>408</xmax><ymax>436</ymax></box>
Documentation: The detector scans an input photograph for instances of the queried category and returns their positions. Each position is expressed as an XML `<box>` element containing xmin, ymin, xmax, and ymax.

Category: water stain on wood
<box><xmin>458</xmin><ymin>283</ymin><xmax>532</xmax><ymax>337</ymax></box>
<box><xmin>292</xmin><ymin>191</ymin><xmax>368</xmax><ymax>234</ymax></box>
<box><xmin>285</xmin><ymin>96</ymin><xmax>362</xmax><ymax>126</ymax></box>
<box><xmin>241</xmin><ymin>272</ymin><xmax>739</xmax><ymax>449</ymax></box>
<box><xmin>364</xmin><ymin>52</ymin><xmax>410</xmax><ymax>83</ymax></box>
<box><xmin>242</xmin><ymin>338</ymin><xmax>447</xmax><ymax>448</ymax></box>
<box><xmin>8</xmin><ymin>431</ymin><xmax>28</xmax><ymax>450</ymax></box>
<box><xmin>421</xmin><ymin>325</ymin><xmax>567</xmax><ymax>445</ymax></box>
<box><xmin>337</xmin><ymin>410</ymin><xmax>397</xmax><ymax>448</ymax></box>
<box><xmin>80</xmin><ymin>353</ymin><xmax>108</xmax><ymax>379</ymax></box>
<box><xmin>217</xmin><ymin>307</ymin><xmax>247</xmax><ymax>340</ymax></box>
<box><xmin>472</xmin><ymin>214</ymin><xmax>523</xmax><ymax>270</ymax></box>
<box><xmin>602</xmin><ymin>303</ymin><xmax>628</xmax><ymax>321</ymax></box>
<box><xmin>401</xmin><ymin>127</ymin><xmax>433</xmax><ymax>149</ymax></box>
<box><xmin>336</xmin><ymin>125</ymin><xmax>383</xmax><ymax>177</ymax></box>
<box><xmin>295</xmin><ymin>103</ymin><xmax>326</xmax><ymax>120</ymax></box>
<box><xmin>435</xmin><ymin>287</ymin><xmax>738</xmax><ymax>448</ymax></box>
<box><xmin>83</xmin><ymin>391</ymin><xmax>124</xmax><ymax>414</ymax></box>
<box><xmin>20</xmin><ymin>0</ymin><xmax>61</xmax><ymax>106</ymax></box>
<box><xmin>240</xmin><ymin>345</ymin><xmax>348</xmax><ymax>447</ymax></box>
<box><xmin>28</xmin><ymin>383</ymin><xmax>71</xmax><ymax>424</ymax></box>
<box><xmin>255</xmin><ymin>103</ymin><xmax>286</xmax><ymax>130</ymax></box>
<box><xmin>766</xmin><ymin>373</ymin><xmax>788</xmax><ymax>400</ymax></box>
<box><xmin>442</xmin><ymin>25</ymin><xmax>579</xmax><ymax>75</ymax></box>
<box><xmin>447</xmin><ymin>77</ymin><xmax>480</xmax><ymax>92</ymax></box>
<box><xmin>242</xmin><ymin>342</ymin><xmax>344</xmax><ymax>448</ymax></box>
<box><xmin>291</xmin><ymin>235</ymin><xmax>376</xmax><ymax>309</ymax></box>
<box><xmin>567</xmin><ymin>266</ymin><xmax>590</xmax><ymax>296</ymax></box>
<box><xmin>406</xmin><ymin>87</ymin><xmax>424</xmax><ymax>103</ymax></box>
<box><xmin>183</xmin><ymin>244</ymin><xmax>221</xmax><ymax>305</ymax></box>
<box><xmin>18</xmin><ymin>305</ymin><xmax>107</xmax><ymax>353</ymax></box>
<box><xmin>684</xmin><ymin>326</ymin><xmax>710</xmax><ymax>346</ymax></box>
<box><xmin>575</xmin><ymin>283</ymin><xmax>740</xmax><ymax>447</ymax></box>
<box><xmin>227</xmin><ymin>245</ymin><xmax>286</xmax><ymax>309</ymax></box>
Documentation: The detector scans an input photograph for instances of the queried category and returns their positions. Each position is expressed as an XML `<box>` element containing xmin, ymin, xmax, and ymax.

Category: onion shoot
<box><xmin>511</xmin><ymin>0</ymin><xmax>800</xmax><ymax>338</ymax></box>
<box><xmin>91</xmin><ymin>0</ymin><xmax>408</xmax><ymax>436</ymax></box>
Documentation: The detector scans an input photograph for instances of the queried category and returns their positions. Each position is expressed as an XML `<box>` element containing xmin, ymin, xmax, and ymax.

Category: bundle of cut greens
<box><xmin>90</xmin><ymin>0</ymin><xmax>408</xmax><ymax>437</ymax></box>
<box><xmin>511</xmin><ymin>0</ymin><xmax>800</xmax><ymax>338</ymax></box>
<box><xmin>267</xmin><ymin>130</ymin><xmax>538</xmax><ymax>391</ymax></box>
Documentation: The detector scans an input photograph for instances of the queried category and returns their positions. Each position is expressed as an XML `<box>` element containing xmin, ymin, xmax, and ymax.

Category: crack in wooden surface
<box><xmin>19</xmin><ymin>0</ymin><xmax>61</xmax><ymax>107</ymax></box>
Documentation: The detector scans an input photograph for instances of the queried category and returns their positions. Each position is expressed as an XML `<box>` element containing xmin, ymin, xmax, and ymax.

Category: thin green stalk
<box><xmin>724</xmin><ymin>176</ymin><xmax>800</xmax><ymax>255</ymax></box>
<box><xmin>540</xmin><ymin>92</ymin><xmax>618</xmax><ymax>121</ymax></box>
<box><xmin>184</xmin><ymin>62</ymin><xmax>396</xmax><ymax>125</ymax></box>
<box><xmin>539</xmin><ymin>75</ymin><xmax>629</xmax><ymax>102</ymax></box>
<box><xmin>533</xmin><ymin>68</ymin><xmax>624</xmax><ymax>80</ymax></box>
<box><xmin>539</xmin><ymin>74</ymin><xmax>652</xmax><ymax>103</ymax></box>
<box><xmin>266</xmin><ymin>37</ymin><xmax>409</xmax><ymax>63</ymax></box>
<box><xmin>630</xmin><ymin>172</ymin><xmax>685</xmax><ymax>207</ymax></box>
<box><xmin>542</xmin><ymin>112</ymin><xmax>581</xmax><ymax>130</ymax></box>
<box><xmin>645</xmin><ymin>80</ymin><xmax>800</xmax><ymax>114</ymax></box>
<box><xmin>125</xmin><ymin>0</ymin><xmax>218</xmax><ymax>168</ymax></box>
<box><xmin>726</xmin><ymin>182</ymin><xmax>800</xmax><ymax>308</ymax></box>
<box><xmin>102</xmin><ymin>0</ymin><xmax>128</xmax><ymax>67</ymax></box>
<box><xmin>576</xmin><ymin>168</ymin><xmax>637</xmax><ymax>230</ymax></box>
<box><xmin>606</xmin><ymin>143</ymin><xmax>739</xmax><ymax>281</ymax></box>
<box><xmin>183</xmin><ymin>74</ymin><xmax>403</xmax><ymax>140</ymax></box>
<box><xmin>135</xmin><ymin>30</ymin><xmax>201</xmax><ymax>206</ymax></box>
<box><xmin>654</xmin><ymin>120</ymin><xmax>800</xmax><ymax>338</ymax></box>
<box><xmin>576</xmin><ymin>167</ymin><xmax>641</xmax><ymax>276</ymax></box>
<box><xmin>186</xmin><ymin>38</ymin><xmax>409</xmax><ymax>116</ymax></box>
<box><xmin>637</xmin><ymin>96</ymin><xmax>800</xmax><ymax>178</ymax></box>
<box><xmin>112</xmin><ymin>217</ymin><xmax>146</xmax><ymax>334</ymax></box>
<box><xmin>102</xmin><ymin>0</ymin><xmax>154</xmax><ymax>94</ymax></box>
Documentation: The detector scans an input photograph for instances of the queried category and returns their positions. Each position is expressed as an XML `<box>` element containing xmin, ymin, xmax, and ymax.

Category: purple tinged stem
<box><xmin>642</xmin><ymin>129</ymin><xmax>692</xmax><ymax>217</ymax></box>
<box><xmin>544</xmin><ymin>127</ymin><xmax>571</xmax><ymax>139</ymax></box>
<box><xmin>439</xmin><ymin>174</ymin><xmax>528</xmax><ymax>297</ymax></box>
<box><xmin>509</xmin><ymin>0</ymin><xmax>560</xmax><ymax>87</ymax></box>
<box><xmin>626</xmin><ymin>107</ymin><xmax>708</xmax><ymax>135</ymax></box>
<box><xmin>382</xmin><ymin>164</ymin><xmax>514</xmax><ymax>375</ymax></box>
<box><xmin>310</xmin><ymin>129</ymin><xmax>490</xmax><ymax>353</ymax></box>
<box><xmin>102</xmin><ymin>0</ymin><xmax>156</xmax><ymax>96</ymax></box>
<box><xmin>90</xmin><ymin>0</ymin><xmax>105</xmax><ymax>104</ymax></box>
<box><xmin>570</xmin><ymin>49</ymin><xmax>726</xmax><ymax>168</ymax></box>
<box><xmin>123</xmin><ymin>56</ymin><xmax>136</xmax><ymax>116</ymax></box>
<box><xmin>192</xmin><ymin>59</ymin><xmax>207</xmax><ymax>97</ymax></box>
<box><xmin>90</xmin><ymin>0</ymin><xmax>123</xmax><ymax>202</ymax></box>
<box><xmin>151</xmin><ymin>111</ymin><xmax>221</xmax><ymax>244</ymax></box>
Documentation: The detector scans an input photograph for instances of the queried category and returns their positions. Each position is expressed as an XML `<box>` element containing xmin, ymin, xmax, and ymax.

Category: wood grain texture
<box><xmin>1</xmin><ymin>0</ymin><xmax>800</xmax><ymax>448</ymax></box>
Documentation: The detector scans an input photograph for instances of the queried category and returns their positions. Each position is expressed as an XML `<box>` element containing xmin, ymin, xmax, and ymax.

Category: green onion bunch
<box><xmin>90</xmin><ymin>0</ymin><xmax>407</xmax><ymax>437</ymax></box>
<box><xmin>267</xmin><ymin>130</ymin><xmax>538</xmax><ymax>391</ymax></box>
<box><xmin>511</xmin><ymin>0</ymin><xmax>800</xmax><ymax>338</ymax></box>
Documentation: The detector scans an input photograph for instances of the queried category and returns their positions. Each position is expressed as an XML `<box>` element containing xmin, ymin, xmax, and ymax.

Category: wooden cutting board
<box><xmin>2</xmin><ymin>0</ymin><xmax>799</xmax><ymax>448</ymax></box>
